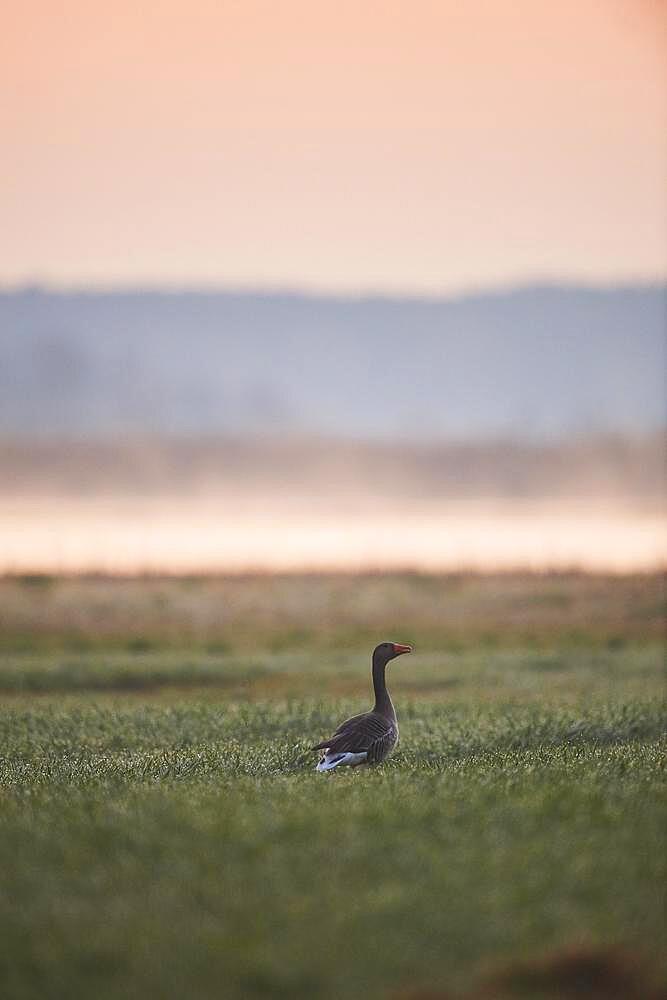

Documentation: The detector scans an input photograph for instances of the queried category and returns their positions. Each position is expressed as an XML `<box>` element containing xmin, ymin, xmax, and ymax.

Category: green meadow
<box><xmin>0</xmin><ymin>573</ymin><xmax>664</xmax><ymax>999</ymax></box>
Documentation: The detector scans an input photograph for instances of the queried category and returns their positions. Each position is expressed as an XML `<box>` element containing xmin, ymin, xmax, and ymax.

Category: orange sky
<box><xmin>2</xmin><ymin>0</ymin><xmax>666</xmax><ymax>293</ymax></box>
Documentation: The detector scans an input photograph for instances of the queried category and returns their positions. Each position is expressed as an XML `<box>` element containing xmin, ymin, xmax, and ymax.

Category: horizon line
<box><xmin>1</xmin><ymin>275</ymin><xmax>666</xmax><ymax>304</ymax></box>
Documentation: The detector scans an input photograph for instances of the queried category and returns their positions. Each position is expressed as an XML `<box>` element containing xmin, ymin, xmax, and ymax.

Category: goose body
<box><xmin>311</xmin><ymin>642</ymin><xmax>412</xmax><ymax>772</ymax></box>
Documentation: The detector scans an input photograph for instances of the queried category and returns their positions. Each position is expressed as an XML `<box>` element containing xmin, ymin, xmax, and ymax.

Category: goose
<box><xmin>311</xmin><ymin>642</ymin><xmax>413</xmax><ymax>771</ymax></box>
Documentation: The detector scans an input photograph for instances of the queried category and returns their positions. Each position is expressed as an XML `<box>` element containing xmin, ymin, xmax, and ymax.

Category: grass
<box><xmin>0</xmin><ymin>572</ymin><xmax>665</xmax><ymax>999</ymax></box>
<box><xmin>1</xmin><ymin>571</ymin><xmax>663</xmax><ymax>654</ymax></box>
<box><xmin>0</xmin><ymin>644</ymin><xmax>661</xmax><ymax>700</ymax></box>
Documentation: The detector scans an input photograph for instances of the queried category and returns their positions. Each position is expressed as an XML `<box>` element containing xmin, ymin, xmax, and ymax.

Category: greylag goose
<box><xmin>311</xmin><ymin>642</ymin><xmax>413</xmax><ymax>771</ymax></box>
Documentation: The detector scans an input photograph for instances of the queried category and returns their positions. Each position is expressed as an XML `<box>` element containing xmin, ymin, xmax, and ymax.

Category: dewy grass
<box><xmin>0</xmin><ymin>572</ymin><xmax>664</xmax><ymax>999</ymax></box>
<box><xmin>0</xmin><ymin>697</ymin><xmax>665</xmax><ymax>1000</ymax></box>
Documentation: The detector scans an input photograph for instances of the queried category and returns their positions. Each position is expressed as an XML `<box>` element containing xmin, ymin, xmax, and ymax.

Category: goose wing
<box><xmin>311</xmin><ymin>711</ymin><xmax>397</xmax><ymax>763</ymax></box>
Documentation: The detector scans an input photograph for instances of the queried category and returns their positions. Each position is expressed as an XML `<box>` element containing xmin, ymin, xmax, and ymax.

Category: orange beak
<box><xmin>392</xmin><ymin>643</ymin><xmax>413</xmax><ymax>655</ymax></box>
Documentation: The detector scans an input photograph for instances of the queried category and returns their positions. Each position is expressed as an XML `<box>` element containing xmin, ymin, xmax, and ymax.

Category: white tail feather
<box><xmin>316</xmin><ymin>751</ymin><xmax>368</xmax><ymax>772</ymax></box>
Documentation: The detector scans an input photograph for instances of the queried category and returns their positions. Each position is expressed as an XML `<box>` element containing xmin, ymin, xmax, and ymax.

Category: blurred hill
<box><xmin>1</xmin><ymin>284</ymin><xmax>665</xmax><ymax>440</ymax></box>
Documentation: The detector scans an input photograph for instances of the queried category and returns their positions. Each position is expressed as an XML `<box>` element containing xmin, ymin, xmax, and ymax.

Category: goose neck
<box><xmin>372</xmin><ymin>657</ymin><xmax>395</xmax><ymax>718</ymax></box>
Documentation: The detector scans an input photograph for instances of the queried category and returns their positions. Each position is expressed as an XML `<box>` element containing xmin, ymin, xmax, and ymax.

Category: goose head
<box><xmin>372</xmin><ymin>641</ymin><xmax>413</xmax><ymax>667</ymax></box>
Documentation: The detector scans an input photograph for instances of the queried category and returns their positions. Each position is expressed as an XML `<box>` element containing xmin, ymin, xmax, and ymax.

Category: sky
<box><xmin>2</xmin><ymin>0</ymin><xmax>666</xmax><ymax>294</ymax></box>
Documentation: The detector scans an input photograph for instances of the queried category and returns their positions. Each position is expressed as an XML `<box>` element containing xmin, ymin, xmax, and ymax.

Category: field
<box><xmin>0</xmin><ymin>572</ymin><xmax>665</xmax><ymax>999</ymax></box>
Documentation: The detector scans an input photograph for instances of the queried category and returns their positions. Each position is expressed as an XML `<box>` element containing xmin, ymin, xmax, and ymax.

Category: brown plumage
<box><xmin>311</xmin><ymin>642</ymin><xmax>412</xmax><ymax>771</ymax></box>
